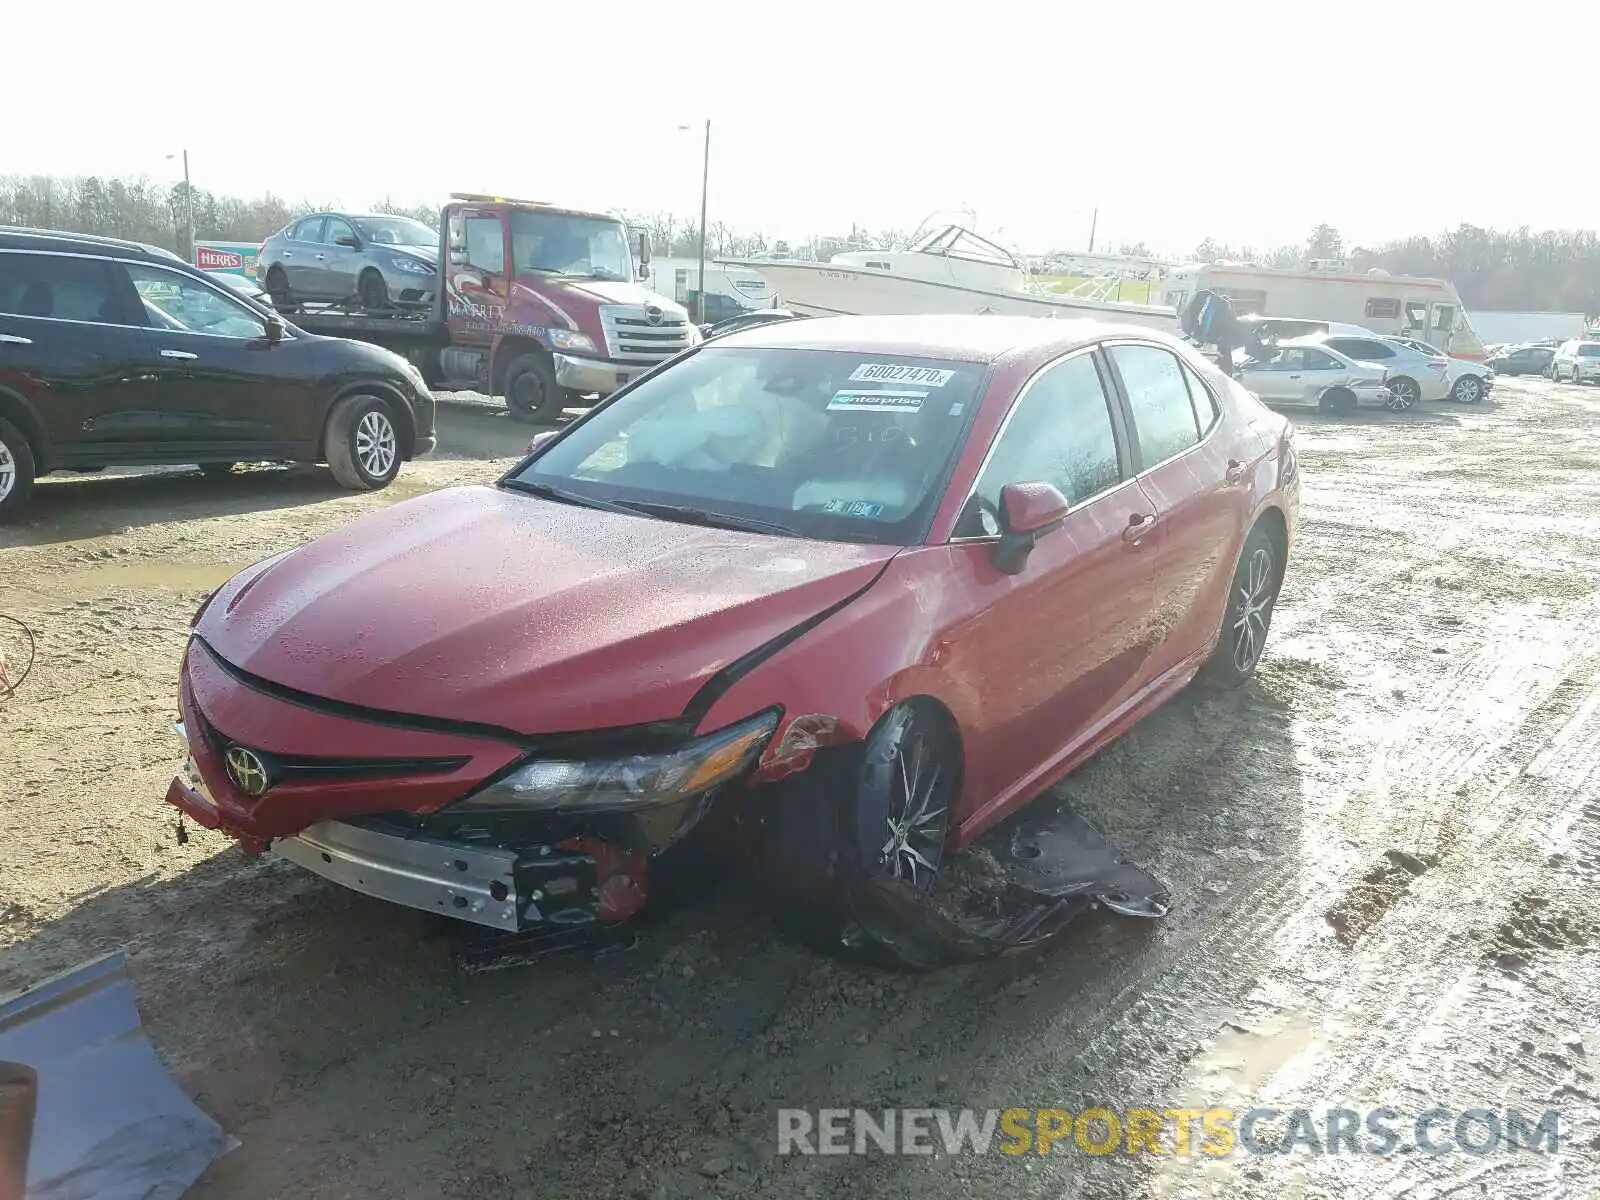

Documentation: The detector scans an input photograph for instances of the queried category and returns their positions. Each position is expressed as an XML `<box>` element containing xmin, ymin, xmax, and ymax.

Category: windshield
<box><xmin>508</xmin><ymin>346</ymin><xmax>989</xmax><ymax>545</ymax></box>
<box><xmin>353</xmin><ymin>216</ymin><xmax>436</xmax><ymax>248</ymax></box>
<box><xmin>511</xmin><ymin>211</ymin><xmax>633</xmax><ymax>281</ymax></box>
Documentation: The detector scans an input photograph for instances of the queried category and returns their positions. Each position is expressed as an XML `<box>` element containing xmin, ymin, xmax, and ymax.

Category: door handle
<box><xmin>160</xmin><ymin>349</ymin><xmax>199</xmax><ymax>360</ymax></box>
<box><xmin>0</xmin><ymin>334</ymin><xmax>32</xmax><ymax>345</ymax></box>
<box><xmin>1122</xmin><ymin>512</ymin><xmax>1156</xmax><ymax>545</ymax></box>
<box><xmin>315</xmin><ymin>254</ymin><xmax>327</xmax><ymax>261</ymax></box>
<box><xmin>1226</xmin><ymin>458</ymin><xmax>1248</xmax><ymax>483</ymax></box>
<box><xmin>1287</xmin><ymin>373</ymin><xmax>1302</xmax><ymax>380</ymax></box>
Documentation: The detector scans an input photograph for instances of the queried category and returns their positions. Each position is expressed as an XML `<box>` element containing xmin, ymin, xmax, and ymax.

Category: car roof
<box><xmin>706</xmin><ymin>313</ymin><xmax>1182</xmax><ymax>363</ymax></box>
<box><xmin>0</xmin><ymin>225</ymin><xmax>178</xmax><ymax>262</ymax></box>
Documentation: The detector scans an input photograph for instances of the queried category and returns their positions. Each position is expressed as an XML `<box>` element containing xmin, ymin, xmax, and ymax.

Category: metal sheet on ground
<box><xmin>0</xmin><ymin>953</ymin><xmax>231</xmax><ymax>1199</ymax></box>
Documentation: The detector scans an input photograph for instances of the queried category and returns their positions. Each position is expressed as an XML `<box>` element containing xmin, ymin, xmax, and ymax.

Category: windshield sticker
<box><xmin>826</xmin><ymin>389</ymin><xmax>927</xmax><ymax>414</ymax></box>
<box><xmin>848</xmin><ymin>363</ymin><xmax>955</xmax><ymax>388</ymax></box>
<box><xmin>948</xmin><ymin>401</ymin><xmax>965</xmax><ymax>416</ymax></box>
<box><xmin>822</xmin><ymin>499</ymin><xmax>886</xmax><ymax>519</ymax></box>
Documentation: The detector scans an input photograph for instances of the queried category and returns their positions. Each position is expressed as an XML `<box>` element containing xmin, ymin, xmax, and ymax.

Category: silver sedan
<box><xmin>1238</xmin><ymin>343</ymin><xmax>1404</xmax><ymax>415</ymax></box>
<box><xmin>259</xmin><ymin>212</ymin><xmax>438</xmax><ymax>309</ymax></box>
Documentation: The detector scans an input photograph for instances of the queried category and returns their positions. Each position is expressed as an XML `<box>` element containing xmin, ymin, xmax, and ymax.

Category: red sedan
<box><xmin>167</xmin><ymin>315</ymin><xmax>1299</xmax><ymax>953</ymax></box>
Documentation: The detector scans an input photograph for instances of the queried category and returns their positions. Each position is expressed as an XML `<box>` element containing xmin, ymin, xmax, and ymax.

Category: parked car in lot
<box><xmin>1484</xmin><ymin>343</ymin><xmax>1555</xmax><ymax>377</ymax></box>
<box><xmin>0</xmin><ymin>227</ymin><xmax>437</xmax><ymax>520</ymax></box>
<box><xmin>258</xmin><ymin>212</ymin><xmax>439</xmax><ymax>310</ymax></box>
<box><xmin>1550</xmin><ymin>339</ymin><xmax>1600</xmax><ymax>384</ymax></box>
<box><xmin>167</xmin><ymin>314</ymin><xmax>1300</xmax><ymax>955</ymax></box>
<box><xmin>1384</xmin><ymin>335</ymin><xmax>1495</xmax><ymax>403</ymax></box>
<box><xmin>1238</xmin><ymin>341</ymin><xmax>1398</xmax><ymax>413</ymax></box>
<box><xmin>1310</xmin><ymin>334</ymin><xmax>1451</xmax><ymax>408</ymax></box>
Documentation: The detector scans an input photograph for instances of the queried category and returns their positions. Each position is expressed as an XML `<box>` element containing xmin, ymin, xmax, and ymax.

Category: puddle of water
<box><xmin>49</xmin><ymin>561</ymin><xmax>247</xmax><ymax>597</ymax></box>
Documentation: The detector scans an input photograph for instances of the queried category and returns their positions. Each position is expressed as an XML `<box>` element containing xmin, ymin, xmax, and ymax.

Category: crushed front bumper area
<box><xmin>275</xmin><ymin>819</ymin><xmax>605</xmax><ymax>934</ymax></box>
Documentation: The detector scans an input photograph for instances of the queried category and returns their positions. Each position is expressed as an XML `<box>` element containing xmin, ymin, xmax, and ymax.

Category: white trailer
<box><xmin>1156</xmin><ymin>262</ymin><xmax>1488</xmax><ymax>360</ymax></box>
<box><xmin>1466</xmin><ymin>311</ymin><xmax>1587</xmax><ymax>348</ymax></box>
<box><xmin>645</xmin><ymin>257</ymin><xmax>779</xmax><ymax>324</ymax></box>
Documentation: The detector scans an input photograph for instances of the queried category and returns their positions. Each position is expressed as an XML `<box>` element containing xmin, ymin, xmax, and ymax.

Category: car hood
<box><xmin>379</xmin><ymin>245</ymin><xmax>437</xmax><ymax>265</ymax></box>
<box><xmin>540</xmin><ymin>276</ymin><xmax>687</xmax><ymax>313</ymax></box>
<box><xmin>196</xmin><ymin>485</ymin><xmax>897</xmax><ymax>735</ymax></box>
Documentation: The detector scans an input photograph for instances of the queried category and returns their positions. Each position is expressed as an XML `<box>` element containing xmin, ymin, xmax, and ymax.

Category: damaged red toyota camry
<box><xmin>168</xmin><ymin>315</ymin><xmax>1299</xmax><ymax>957</ymax></box>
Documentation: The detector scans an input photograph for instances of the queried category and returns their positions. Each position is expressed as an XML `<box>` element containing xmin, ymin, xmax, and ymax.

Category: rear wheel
<box><xmin>0</xmin><ymin>416</ymin><xmax>37</xmax><ymax>522</ymax></box>
<box><xmin>1198</xmin><ymin>522</ymin><xmax>1282</xmax><ymax>689</ymax></box>
<box><xmin>503</xmin><ymin>352</ymin><xmax>565</xmax><ymax>424</ymax></box>
<box><xmin>324</xmin><ymin>394</ymin><xmax>401</xmax><ymax>490</ymax></box>
<box><xmin>1385</xmin><ymin>376</ymin><xmax>1420</xmax><ymax>411</ymax></box>
<box><xmin>358</xmin><ymin>269</ymin><xmax>389</xmax><ymax>308</ymax></box>
<box><xmin>1319</xmin><ymin>387</ymin><xmax>1356</xmax><ymax>416</ymax></box>
<box><xmin>264</xmin><ymin>266</ymin><xmax>293</xmax><ymax>308</ymax></box>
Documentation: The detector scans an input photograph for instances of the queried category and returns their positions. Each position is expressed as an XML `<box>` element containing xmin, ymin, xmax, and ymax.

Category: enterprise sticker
<box><xmin>826</xmin><ymin>389</ymin><xmax>927</xmax><ymax>414</ymax></box>
<box><xmin>848</xmin><ymin>363</ymin><xmax>955</xmax><ymax>388</ymax></box>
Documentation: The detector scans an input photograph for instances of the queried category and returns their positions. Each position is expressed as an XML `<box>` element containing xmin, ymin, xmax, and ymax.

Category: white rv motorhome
<box><xmin>645</xmin><ymin>257</ymin><xmax>778</xmax><ymax>324</ymax></box>
<box><xmin>1157</xmin><ymin>262</ymin><xmax>1487</xmax><ymax>360</ymax></box>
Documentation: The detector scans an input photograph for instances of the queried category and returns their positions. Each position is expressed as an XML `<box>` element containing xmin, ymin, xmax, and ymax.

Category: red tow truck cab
<box><xmin>292</xmin><ymin>194</ymin><xmax>698</xmax><ymax>421</ymax></box>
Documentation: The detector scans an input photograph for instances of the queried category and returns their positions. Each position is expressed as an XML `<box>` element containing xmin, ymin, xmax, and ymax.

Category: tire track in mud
<box><xmin>816</xmin><ymin>405</ymin><xmax>1600</xmax><ymax>1198</ymax></box>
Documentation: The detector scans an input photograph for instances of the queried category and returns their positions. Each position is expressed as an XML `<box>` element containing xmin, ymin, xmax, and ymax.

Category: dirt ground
<box><xmin>3</xmin><ymin>379</ymin><xmax>1599</xmax><ymax>1199</ymax></box>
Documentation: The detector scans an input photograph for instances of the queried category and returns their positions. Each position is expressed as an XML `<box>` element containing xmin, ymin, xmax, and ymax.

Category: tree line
<box><xmin>5</xmin><ymin>173</ymin><xmax>1596</xmax><ymax>314</ymax></box>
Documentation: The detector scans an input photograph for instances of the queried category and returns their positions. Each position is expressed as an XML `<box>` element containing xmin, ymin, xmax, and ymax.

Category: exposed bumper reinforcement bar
<box><xmin>275</xmin><ymin>821</ymin><xmax>522</xmax><ymax>932</ymax></box>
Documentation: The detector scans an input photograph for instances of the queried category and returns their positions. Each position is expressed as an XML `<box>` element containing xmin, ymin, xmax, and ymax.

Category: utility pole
<box><xmin>1087</xmin><ymin>207</ymin><xmax>1098</xmax><ymax>255</ymax></box>
<box><xmin>183</xmin><ymin>150</ymin><xmax>195</xmax><ymax>264</ymax></box>
<box><xmin>695</xmin><ymin>120</ymin><xmax>711</xmax><ymax>323</ymax></box>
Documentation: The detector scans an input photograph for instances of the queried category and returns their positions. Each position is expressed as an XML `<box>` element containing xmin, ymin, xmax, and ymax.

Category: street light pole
<box><xmin>166</xmin><ymin>150</ymin><xmax>195</xmax><ymax>263</ymax></box>
<box><xmin>183</xmin><ymin>149</ymin><xmax>194</xmax><ymax>265</ymax></box>
<box><xmin>695</xmin><ymin>120</ymin><xmax>710</xmax><ymax>323</ymax></box>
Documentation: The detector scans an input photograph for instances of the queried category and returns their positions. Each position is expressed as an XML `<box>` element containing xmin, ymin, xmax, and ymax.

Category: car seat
<box><xmin>17</xmin><ymin>282</ymin><xmax>52</xmax><ymax>317</ymax></box>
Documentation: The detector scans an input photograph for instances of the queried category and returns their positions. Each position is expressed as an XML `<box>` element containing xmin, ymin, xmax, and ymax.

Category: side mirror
<box><xmin>636</xmin><ymin>230</ymin><xmax>652</xmax><ymax>267</ymax></box>
<box><xmin>334</xmin><ymin>235</ymin><xmax>359</xmax><ymax>249</ymax></box>
<box><xmin>264</xmin><ymin>315</ymin><xmax>286</xmax><ymax>344</ymax></box>
<box><xmin>524</xmin><ymin>430</ymin><xmax>559</xmax><ymax>456</ymax></box>
<box><xmin>991</xmin><ymin>480</ymin><xmax>1070</xmax><ymax>575</ymax></box>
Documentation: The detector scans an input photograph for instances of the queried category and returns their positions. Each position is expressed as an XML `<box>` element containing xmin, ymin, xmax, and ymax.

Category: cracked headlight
<box><xmin>547</xmin><ymin>328</ymin><xmax>597</xmax><ymax>354</ymax></box>
<box><xmin>453</xmin><ymin>710</ymin><xmax>780</xmax><ymax>815</ymax></box>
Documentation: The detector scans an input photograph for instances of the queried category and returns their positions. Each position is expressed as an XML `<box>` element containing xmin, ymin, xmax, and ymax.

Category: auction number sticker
<box><xmin>822</xmin><ymin>499</ymin><xmax>886</xmax><ymax>518</ymax></box>
<box><xmin>848</xmin><ymin>363</ymin><xmax>955</xmax><ymax>388</ymax></box>
<box><xmin>826</xmin><ymin>389</ymin><xmax>927</xmax><ymax>414</ymax></box>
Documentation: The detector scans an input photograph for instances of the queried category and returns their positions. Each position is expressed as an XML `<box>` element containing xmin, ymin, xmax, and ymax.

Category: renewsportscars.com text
<box><xmin>777</xmin><ymin>1106</ymin><xmax>1562</xmax><ymax>1157</ymax></box>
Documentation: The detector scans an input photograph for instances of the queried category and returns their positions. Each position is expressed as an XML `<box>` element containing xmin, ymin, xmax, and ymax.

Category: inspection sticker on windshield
<box><xmin>848</xmin><ymin>363</ymin><xmax>955</xmax><ymax>388</ymax></box>
<box><xmin>822</xmin><ymin>499</ymin><xmax>885</xmax><ymax>518</ymax></box>
<box><xmin>827</xmin><ymin>389</ymin><xmax>927</xmax><ymax>414</ymax></box>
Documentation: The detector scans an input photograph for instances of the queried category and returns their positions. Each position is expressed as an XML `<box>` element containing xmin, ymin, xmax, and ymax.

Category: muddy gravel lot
<box><xmin>3</xmin><ymin>380</ymin><xmax>1599</xmax><ymax>1199</ymax></box>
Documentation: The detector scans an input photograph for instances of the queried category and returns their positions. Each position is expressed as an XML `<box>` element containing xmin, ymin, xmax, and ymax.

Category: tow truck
<box><xmin>282</xmin><ymin>194</ymin><xmax>696</xmax><ymax>422</ymax></box>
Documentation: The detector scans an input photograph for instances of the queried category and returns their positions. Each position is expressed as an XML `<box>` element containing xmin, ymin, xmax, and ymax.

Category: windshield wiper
<box><xmin>612</xmin><ymin>500</ymin><xmax>800</xmax><ymax>538</ymax></box>
<box><xmin>503</xmin><ymin>478</ymin><xmax>637</xmax><ymax>515</ymax></box>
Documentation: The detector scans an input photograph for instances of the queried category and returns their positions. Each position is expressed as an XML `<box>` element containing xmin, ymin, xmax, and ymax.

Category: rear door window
<box><xmin>0</xmin><ymin>252</ymin><xmax>127</xmax><ymax>324</ymax></box>
<box><xmin>1108</xmin><ymin>343</ymin><xmax>1203</xmax><ymax>465</ymax></box>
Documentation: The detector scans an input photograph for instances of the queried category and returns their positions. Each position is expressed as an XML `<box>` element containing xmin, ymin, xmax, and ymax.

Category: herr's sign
<box><xmin>192</xmin><ymin>240</ymin><xmax>260</xmax><ymax>280</ymax></box>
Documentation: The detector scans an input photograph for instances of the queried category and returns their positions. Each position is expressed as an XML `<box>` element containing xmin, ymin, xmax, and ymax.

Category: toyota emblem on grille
<box><xmin>645</xmin><ymin>305</ymin><xmax>663</xmax><ymax>326</ymax></box>
<box><xmin>225</xmin><ymin>746</ymin><xmax>271</xmax><ymax>797</ymax></box>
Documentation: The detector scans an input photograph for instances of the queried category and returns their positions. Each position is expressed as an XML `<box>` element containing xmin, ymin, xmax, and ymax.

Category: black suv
<box><xmin>0</xmin><ymin>227</ymin><xmax>437</xmax><ymax>520</ymax></box>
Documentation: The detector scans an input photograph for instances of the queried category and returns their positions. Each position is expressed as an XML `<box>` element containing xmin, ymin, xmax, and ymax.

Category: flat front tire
<box><xmin>0</xmin><ymin>416</ymin><xmax>37</xmax><ymax>522</ymax></box>
<box><xmin>325</xmin><ymin>394</ymin><xmax>401</xmax><ymax>490</ymax></box>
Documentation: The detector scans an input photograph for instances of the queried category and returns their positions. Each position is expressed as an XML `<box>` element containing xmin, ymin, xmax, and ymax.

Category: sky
<box><xmin>9</xmin><ymin>1</ymin><xmax>1591</xmax><ymax>257</ymax></box>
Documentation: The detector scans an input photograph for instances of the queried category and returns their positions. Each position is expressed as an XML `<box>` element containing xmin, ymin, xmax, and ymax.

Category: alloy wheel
<box><xmin>1455</xmin><ymin>376</ymin><xmax>1482</xmax><ymax>403</ymax></box>
<box><xmin>879</xmin><ymin>731</ymin><xmax>947</xmax><ymax>887</ymax></box>
<box><xmin>1231</xmin><ymin>545</ymin><xmax>1275</xmax><ymax>674</ymax></box>
<box><xmin>355</xmin><ymin>410</ymin><xmax>396</xmax><ymax>479</ymax></box>
<box><xmin>1386</xmin><ymin>380</ymin><xmax>1419</xmax><ymax>411</ymax></box>
<box><xmin>0</xmin><ymin>438</ymin><xmax>14</xmax><ymax>503</ymax></box>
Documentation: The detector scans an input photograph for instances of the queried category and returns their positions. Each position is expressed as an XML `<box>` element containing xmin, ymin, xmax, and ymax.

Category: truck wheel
<box><xmin>0</xmin><ymin>416</ymin><xmax>37</xmax><ymax>522</ymax></box>
<box><xmin>324</xmin><ymin>394</ymin><xmax>401</xmax><ymax>490</ymax></box>
<box><xmin>358</xmin><ymin>269</ymin><xmax>389</xmax><ymax>308</ymax></box>
<box><xmin>265</xmin><ymin>266</ymin><xmax>294</xmax><ymax>308</ymax></box>
<box><xmin>503</xmin><ymin>353</ymin><xmax>564</xmax><ymax>424</ymax></box>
